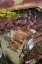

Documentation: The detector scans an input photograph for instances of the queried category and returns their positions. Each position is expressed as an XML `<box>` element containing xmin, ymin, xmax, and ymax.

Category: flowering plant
<box><xmin>0</xmin><ymin>8</ymin><xmax>41</xmax><ymax>34</ymax></box>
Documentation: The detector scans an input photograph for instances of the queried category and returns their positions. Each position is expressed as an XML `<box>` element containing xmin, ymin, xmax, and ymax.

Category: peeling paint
<box><xmin>14</xmin><ymin>0</ymin><xmax>23</xmax><ymax>5</ymax></box>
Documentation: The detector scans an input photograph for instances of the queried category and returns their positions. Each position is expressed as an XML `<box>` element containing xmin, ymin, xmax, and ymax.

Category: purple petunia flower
<box><xmin>11</xmin><ymin>24</ymin><xmax>14</xmax><ymax>27</ymax></box>
<box><xmin>27</xmin><ymin>25</ymin><xmax>30</xmax><ymax>29</ymax></box>
<box><xmin>0</xmin><ymin>22</ymin><xmax>5</xmax><ymax>28</ymax></box>
<box><xmin>28</xmin><ymin>16</ymin><xmax>31</xmax><ymax>20</ymax></box>
<box><xmin>20</xmin><ymin>20</ymin><xmax>23</xmax><ymax>25</ymax></box>
<box><xmin>34</xmin><ymin>15</ymin><xmax>37</xmax><ymax>19</ymax></box>
<box><xmin>28</xmin><ymin>10</ymin><xmax>31</xmax><ymax>15</ymax></box>
<box><xmin>32</xmin><ymin>25</ymin><xmax>37</xmax><ymax>30</ymax></box>
<box><xmin>23</xmin><ymin>14</ymin><xmax>27</xmax><ymax>18</ymax></box>
<box><xmin>7</xmin><ymin>46</ymin><xmax>11</xmax><ymax>48</ymax></box>
<box><xmin>34</xmin><ymin>19</ymin><xmax>36</xmax><ymax>23</ymax></box>
<box><xmin>9</xmin><ymin>40</ymin><xmax>12</xmax><ymax>43</ymax></box>
<box><xmin>30</xmin><ymin>22</ymin><xmax>34</xmax><ymax>25</ymax></box>
<box><xmin>7</xmin><ymin>18</ymin><xmax>11</xmax><ymax>22</ymax></box>
<box><xmin>23</xmin><ymin>20</ymin><xmax>27</xmax><ymax>24</ymax></box>
<box><xmin>5</xmin><ymin>29</ymin><xmax>10</xmax><ymax>33</ymax></box>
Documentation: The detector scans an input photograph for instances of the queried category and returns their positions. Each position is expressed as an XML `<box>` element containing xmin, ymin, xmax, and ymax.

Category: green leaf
<box><xmin>6</xmin><ymin>14</ymin><xmax>12</xmax><ymax>18</ymax></box>
<box><xmin>11</xmin><ymin>12</ymin><xmax>16</xmax><ymax>16</ymax></box>
<box><xmin>0</xmin><ymin>60</ymin><xmax>9</xmax><ymax>64</ymax></box>
<box><xmin>6</xmin><ymin>11</ymin><xmax>11</xmax><ymax>15</ymax></box>
<box><xmin>0</xmin><ymin>9</ymin><xmax>6</xmax><ymax>13</ymax></box>
<box><xmin>0</xmin><ymin>14</ymin><xmax>5</xmax><ymax>17</ymax></box>
<box><xmin>2</xmin><ymin>10</ymin><xmax>6</xmax><ymax>14</ymax></box>
<box><xmin>6</xmin><ymin>9</ymin><xmax>11</xmax><ymax>15</ymax></box>
<box><xmin>3</xmin><ymin>60</ymin><xmax>9</xmax><ymax>64</ymax></box>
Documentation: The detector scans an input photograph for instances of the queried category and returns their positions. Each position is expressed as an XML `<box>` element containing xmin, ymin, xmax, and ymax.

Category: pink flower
<box><xmin>28</xmin><ymin>16</ymin><xmax>30</xmax><ymax>19</ymax></box>
<box><xmin>7</xmin><ymin>24</ymin><xmax>11</xmax><ymax>28</ymax></box>
<box><xmin>20</xmin><ymin>20</ymin><xmax>23</xmax><ymax>25</ymax></box>
<box><xmin>34</xmin><ymin>19</ymin><xmax>36</xmax><ymax>23</ymax></box>
<box><xmin>30</xmin><ymin>22</ymin><xmax>34</xmax><ymax>25</ymax></box>
<box><xmin>0</xmin><ymin>30</ymin><xmax>2</xmax><ymax>34</ymax></box>
<box><xmin>23</xmin><ymin>20</ymin><xmax>27</xmax><ymax>24</ymax></box>
<box><xmin>11</xmin><ymin>24</ymin><xmax>14</xmax><ymax>27</ymax></box>
<box><xmin>5</xmin><ymin>29</ymin><xmax>10</xmax><ymax>33</ymax></box>
<box><xmin>28</xmin><ymin>10</ymin><xmax>31</xmax><ymax>15</ymax></box>
<box><xmin>0</xmin><ymin>22</ymin><xmax>5</xmax><ymax>28</ymax></box>
<box><xmin>32</xmin><ymin>25</ymin><xmax>37</xmax><ymax>30</ymax></box>
<box><xmin>34</xmin><ymin>15</ymin><xmax>37</xmax><ymax>19</ymax></box>
<box><xmin>27</xmin><ymin>25</ymin><xmax>30</xmax><ymax>29</ymax></box>
<box><xmin>7</xmin><ymin>18</ymin><xmax>11</xmax><ymax>22</ymax></box>
<box><xmin>23</xmin><ymin>14</ymin><xmax>27</xmax><ymax>18</ymax></box>
<box><xmin>7</xmin><ymin>46</ymin><xmax>11</xmax><ymax>48</ymax></box>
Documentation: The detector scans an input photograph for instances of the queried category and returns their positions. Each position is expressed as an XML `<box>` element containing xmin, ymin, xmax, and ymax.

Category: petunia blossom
<box><xmin>32</xmin><ymin>25</ymin><xmax>37</xmax><ymax>30</ymax></box>
<box><xmin>27</xmin><ymin>25</ymin><xmax>30</xmax><ymax>29</ymax></box>
<box><xmin>7</xmin><ymin>18</ymin><xmax>11</xmax><ymax>22</ymax></box>
<box><xmin>20</xmin><ymin>20</ymin><xmax>23</xmax><ymax>25</ymax></box>
<box><xmin>0</xmin><ymin>22</ymin><xmax>5</xmax><ymax>28</ymax></box>
<box><xmin>30</xmin><ymin>22</ymin><xmax>34</xmax><ymax>25</ymax></box>
<box><xmin>5</xmin><ymin>29</ymin><xmax>10</xmax><ymax>33</ymax></box>
<box><xmin>33</xmin><ymin>19</ymin><xmax>36</xmax><ymax>23</ymax></box>
<box><xmin>28</xmin><ymin>16</ymin><xmax>31</xmax><ymax>20</ymax></box>
<box><xmin>11</xmin><ymin>24</ymin><xmax>14</xmax><ymax>27</ymax></box>
<box><xmin>7</xmin><ymin>46</ymin><xmax>11</xmax><ymax>48</ymax></box>
<box><xmin>7</xmin><ymin>24</ymin><xmax>12</xmax><ymax>28</ymax></box>
<box><xmin>23</xmin><ymin>20</ymin><xmax>27</xmax><ymax>24</ymax></box>
<box><xmin>28</xmin><ymin>10</ymin><xmax>31</xmax><ymax>15</ymax></box>
<box><xmin>23</xmin><ymin>14</ymin><xmax>27</xmax><ymax>18</ymax></box>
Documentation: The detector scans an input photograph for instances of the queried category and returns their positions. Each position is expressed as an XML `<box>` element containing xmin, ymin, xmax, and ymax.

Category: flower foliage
<box><xmin>0</xmin><ymin>8</ymin><xmax>41</xmax><ymax>34</ymax></box>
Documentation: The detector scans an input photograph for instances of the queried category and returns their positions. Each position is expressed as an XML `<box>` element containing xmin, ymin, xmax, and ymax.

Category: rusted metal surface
<box><xmin>0</xmin><ymin>0</ymin><xmax>14</xmax><ymax>8</ymax></box>
<box><xmin>0</xmin><ymin>0</ymin><xmax>42</xmax><ymax>9</ymax></box>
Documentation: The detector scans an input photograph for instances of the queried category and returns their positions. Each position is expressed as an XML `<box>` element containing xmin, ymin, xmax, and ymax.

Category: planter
<box><xmin>0</xmin><ymin>29</ymin><xmax>36</xmax><ymax>64</ymax></box>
